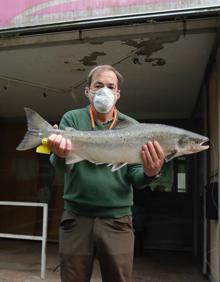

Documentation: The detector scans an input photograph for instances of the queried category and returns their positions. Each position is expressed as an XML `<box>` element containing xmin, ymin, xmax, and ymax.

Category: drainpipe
<box><xmin>217</xmin><ymin>43</ymin><xmax>220</xmax><ymax>282</ymax></box>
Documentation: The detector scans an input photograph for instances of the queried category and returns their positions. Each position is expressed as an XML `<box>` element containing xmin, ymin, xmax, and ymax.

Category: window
<box><xmin>177</xmin><ymin>157</ymin><xmax>187</xmax><ymax>193</ymax></box>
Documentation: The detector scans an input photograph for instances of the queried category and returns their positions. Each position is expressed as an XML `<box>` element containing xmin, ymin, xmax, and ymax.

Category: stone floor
<box><xmin>0</xmin><ymin>239</ymin><xmax>209</xmax><ymax>282</ymax></box>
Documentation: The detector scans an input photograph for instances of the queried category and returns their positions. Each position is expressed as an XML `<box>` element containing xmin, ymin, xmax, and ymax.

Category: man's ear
<box><xmin>85</xmin><ymin>87</ymin><xmax>89</xmax><ymax>98</ymax></box>
<box><xmin>116</xmin><ymin>90</ymin><xmax>120</xmax><ymax>101</ymax></box>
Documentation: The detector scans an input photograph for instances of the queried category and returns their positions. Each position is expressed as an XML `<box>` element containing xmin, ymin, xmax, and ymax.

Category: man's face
<box><xmin>90</xmin><ymin>70</ymin><xmax>119</xmax><ymax>93</ymax></box>
<box><xmin>86</xmin><ymin>70</ymin><xmax>120</xmax><ymax>102</ymax></box>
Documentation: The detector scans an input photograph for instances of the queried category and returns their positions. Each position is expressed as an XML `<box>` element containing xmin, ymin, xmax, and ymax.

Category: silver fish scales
<box><xmin>17</xmin><ymin>108</ymin><xmax>209</xmax><ymax>171</ymax></box>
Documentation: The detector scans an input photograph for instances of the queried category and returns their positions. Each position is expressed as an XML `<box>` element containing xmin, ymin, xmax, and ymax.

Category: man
<box><xmin>48</xmin><ymin>65</ymin><xmax>165</xmax><ymax>282</ymax></box>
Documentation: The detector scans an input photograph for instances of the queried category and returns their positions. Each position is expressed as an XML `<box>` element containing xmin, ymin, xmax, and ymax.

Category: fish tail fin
<box><xmin>16</xmin><ymin>107</ymin><xmax>53</xmax><ymax>151</ymax></box>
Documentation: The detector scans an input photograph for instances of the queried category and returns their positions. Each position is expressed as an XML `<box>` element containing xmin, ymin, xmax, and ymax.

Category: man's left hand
<box><xmin>141</xmin><ymin>141</ymin><xmax>165</xmax><ymax>177</ymax></box>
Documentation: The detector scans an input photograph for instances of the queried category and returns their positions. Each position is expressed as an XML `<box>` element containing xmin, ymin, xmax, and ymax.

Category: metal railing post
<box><xmin>0</xmin><ymin>201</ymin><xmax>48</xmax><ymax>279</ymax></box>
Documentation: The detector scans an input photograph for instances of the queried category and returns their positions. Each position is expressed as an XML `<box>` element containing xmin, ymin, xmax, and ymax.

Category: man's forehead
<box><xmin>91</xmin><ymin>70</ymin><xmax>118</xmax><ymax>84</ymax></box>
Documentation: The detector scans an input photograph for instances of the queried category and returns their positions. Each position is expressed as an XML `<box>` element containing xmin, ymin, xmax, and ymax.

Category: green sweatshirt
<box><xmin>50</xmin><ymin>106</ymin><xmax>153</xmax><ymax>218</ymax></box>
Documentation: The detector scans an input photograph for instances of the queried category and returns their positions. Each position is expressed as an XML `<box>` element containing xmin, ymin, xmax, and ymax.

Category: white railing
<box><xmin>0</xmin><ymin>201</ymin><xmax>48</xmax><ymax>279</ymax></box>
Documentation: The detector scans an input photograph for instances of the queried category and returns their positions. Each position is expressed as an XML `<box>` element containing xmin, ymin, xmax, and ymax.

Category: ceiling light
<box><xmin>3</xmin><ymin>81</ymin><xmax>10</xmax><ymax>90</ymax></box>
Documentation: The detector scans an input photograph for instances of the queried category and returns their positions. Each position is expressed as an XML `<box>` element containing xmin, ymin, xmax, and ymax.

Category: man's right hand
<box><xmin>48</xmin><ymin>134</ymin><xmax>72</xmax><ymax>158</ymax></box>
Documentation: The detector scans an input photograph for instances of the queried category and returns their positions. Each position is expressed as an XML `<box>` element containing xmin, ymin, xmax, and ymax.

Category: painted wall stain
<box><xmin>89</xmin><ymin>41</ymin><xmax>105</xmax><ymax>45</ymax></box>
<box><xmin>79</xmin><ymin>51</ymin><xmax>106</xmax><ymax>66</ymax></box>
<box><xmin>122</xmin><ymin>33</ymin><xmax>180</xmax><ymax>66</ymax></box>
<box><xmin>145</xmin><ymin>57</ymin><xmax>166</xmax><ymax>66</ymax></box>
<box><xmin>76</xmin><ymin>68</ymin><xmax>86</xmax><ymax>71</ymax></box>
<box><xmin>78</xmin><ymin>33</ymin><xmax>179</xmax><ymax>67</ymax></box>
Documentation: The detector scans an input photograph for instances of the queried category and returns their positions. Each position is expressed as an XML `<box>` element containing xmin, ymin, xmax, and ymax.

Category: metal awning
<box><xmin>0</xmin><ymin>0</ymin><xmax>220</xmax><ymax>34</ymax></box>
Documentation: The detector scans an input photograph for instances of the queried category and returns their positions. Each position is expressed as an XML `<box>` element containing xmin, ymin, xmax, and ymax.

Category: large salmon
<box><xmin>17</xmin><ymin>108</ymin><xmax>209</xmax><ymax>171</ymax></box>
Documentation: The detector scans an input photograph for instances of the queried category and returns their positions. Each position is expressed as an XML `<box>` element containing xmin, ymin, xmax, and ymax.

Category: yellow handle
<box><xmin>36</xmin><ymin>138</ymin><xmax>51</xmax><ymax>154</ymax></box>
<box><xmin>42</xmin><ymin>138</ymin><xmax>48</xmax><ymax>146</ymax></box>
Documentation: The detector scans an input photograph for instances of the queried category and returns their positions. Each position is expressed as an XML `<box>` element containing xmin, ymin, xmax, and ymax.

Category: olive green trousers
<box><xmin>59</xmin><ymin>210</ymin><xmax>134</xmax><ymax>282</ymax></box>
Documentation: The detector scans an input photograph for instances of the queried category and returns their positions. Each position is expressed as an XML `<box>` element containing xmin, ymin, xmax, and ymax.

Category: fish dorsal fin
<box><xmin>110</xmin><ymin>163</ymin><xmax>128</xmax><ymax>172</ymax></box>
<box><xmin>165</xmin><ymin>150</ymin><xmax>177</xmax><ymax>162</ymax></box>
<box><xmin>114</xmin><ymin>118</ymin><xmax>138</xmax><ymax>129</ymax></box>
<box><xmin>65</xmin><ymin>152</ymin><xmax>84</xmax><ymax>164</ymax></box>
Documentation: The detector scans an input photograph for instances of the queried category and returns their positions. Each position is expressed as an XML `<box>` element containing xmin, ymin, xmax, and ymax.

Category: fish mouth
<box><xmin>199</xmin><ymin>140</ymin><xmax>209</xmax><ymax>150</ymax></box>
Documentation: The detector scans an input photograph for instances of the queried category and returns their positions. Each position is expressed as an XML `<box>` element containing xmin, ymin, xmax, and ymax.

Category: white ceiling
<box><xmin>0</xmin><ymin>18</ymin><xmax>217</xmax><ymax>122</ymax></box>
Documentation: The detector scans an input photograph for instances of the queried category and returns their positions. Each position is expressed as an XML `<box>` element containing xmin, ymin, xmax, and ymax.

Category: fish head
<box><xmin>177</xmin><ymin>133</ymin><xmax>209</xmax><ymax>156</ymax></box>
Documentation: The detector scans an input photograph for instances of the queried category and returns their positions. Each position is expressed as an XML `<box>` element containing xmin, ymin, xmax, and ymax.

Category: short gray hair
<box><xmin>87</xmin><ymin>65</ymin><xmax>123</xmax><ymax>89</ymax></box>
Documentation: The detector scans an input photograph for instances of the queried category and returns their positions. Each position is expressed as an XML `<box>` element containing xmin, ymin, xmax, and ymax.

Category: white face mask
<box><xmin>92</xmin><ymin>87</ymin><xmax>116</xmax><ymax>113</ymax></box>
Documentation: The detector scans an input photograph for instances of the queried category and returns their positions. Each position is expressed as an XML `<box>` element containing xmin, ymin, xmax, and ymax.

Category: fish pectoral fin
<box><xmin>65</xmin><ymin>153</ymin><xmax>84</xmax><ymax>164</ymax></box>
<box><xmin>90</xmin><ymin>161</ymin><xmax>105</xmax><ymax>165</ymax></box>
<box><xmin>165</xmin><ymin>150</ymin><xmax>177</xmax><ymax>162</ymax></box>
<box><xmin>110</xmin><ymin>163</ymin><xmax>128</xmax><ymax>172</ymax></box>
